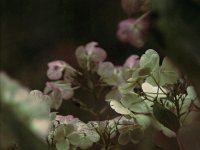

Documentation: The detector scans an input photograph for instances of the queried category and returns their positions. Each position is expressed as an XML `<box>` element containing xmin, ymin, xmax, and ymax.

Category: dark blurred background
<box><xmin>1</xmin><ymin>0</ymin><xmax>150</xmax><ymax>90</ymax></box>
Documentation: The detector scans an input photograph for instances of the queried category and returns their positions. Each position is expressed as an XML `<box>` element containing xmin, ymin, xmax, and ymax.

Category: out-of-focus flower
<box><xmin>121</xmin><ymin>0</ymin><xmax>145</xmax><ymax>15</ymax></box>
<box><xmin>0</xmin><ymin>73</ymin><xmax>51</xmax><ymax>141</ymax></box>
<box><xmin>117</xmin><ymin>18</ymin><xmax>148</xmax><ymax>48</ymax></box>
<box><xmin>75</xmin><ymin>42</ymin><xmax>107</xmax><ymax>71</ymax></box>
<box><xmin>31</xmin><ymin>118</ymin><xmax>50</xmax><ymax>137</ymax></box>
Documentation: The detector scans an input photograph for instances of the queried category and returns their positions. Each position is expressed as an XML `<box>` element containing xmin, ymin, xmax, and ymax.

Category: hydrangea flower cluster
<box><xmin>43</xmin><ymin>42</ymin><xmax>198</xmax><ymax>149</ymax></box>
<box><xmin>0</xmin><ymin>42</ymin><xmax>199</xmax><ymax>150</ymax></box>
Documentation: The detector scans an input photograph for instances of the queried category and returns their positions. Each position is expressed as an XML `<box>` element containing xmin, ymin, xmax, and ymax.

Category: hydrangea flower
<box><xmin>117</xmin><ymin>18</ymin><xmax>148</xmax><ymax>48</ymax></box>
<box><xmin>75</xmin><ymin>42</ymin><xmax>107</xmax><ymax>71</ymax></box>
<box><xmin>47</xmin><ymin>60</ymin><xmax>67</xmax><ymax>80</ymax></box>
<box><xmin>47</xmin><ymin>60</ymin><xmax>76</xmax><ymax>81</ymax></box>
<box><xmin>44</xmin><ymin>81</ymin><xmax>74</xmax><ymax>110</ymax></box>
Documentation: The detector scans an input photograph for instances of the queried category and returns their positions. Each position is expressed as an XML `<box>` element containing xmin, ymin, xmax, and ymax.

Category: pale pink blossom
<box><xmin>47</xmin><ymin>60</ymin><xmax>66</xmax><ymax>80</ymax></box>
<box><xmin>117</xmin><ymin>18</ymin><xmax>148</xmax><ymax>48</ymax></box>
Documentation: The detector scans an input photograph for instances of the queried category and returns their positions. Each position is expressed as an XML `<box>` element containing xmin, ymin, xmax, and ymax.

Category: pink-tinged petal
<box><xmin>75</xmin><ymin>42</ymin><xmax>107</xmax><ymax>70</ymax></box>
<box><xmin>86</xmin><ymin>41</ymin><xmax>107</xmax><ymax>62</ymax></box>
<box><xmin>47</xmin><ymin>60</ymin><xmax>67</xmax><ymax>80</ymax></box>
<box><xmin>56</xmin><ymin>115</ymin><xmax>80</xmax><ymax>124</ymax></box>
<box><xmin>85</xmin><ymin>42</ymin><xmax>99</xmax><ymax>55</ymax></box>
<box><xmin>117</xmin><ymin>19</ymin><xmax>134</xmax><ymax>42</ymax></box>
<box><xmin>44</xmin><ymin>81</ymin><xmax>74</xmax><ymax>101</ymax></box>
<box><xmin>44</xmin><ymin>82</ymin><xmax>63</xmax><ymax>110</ymax></box>
<box><xmin>117</xmin><ymin>18</ymin><xmax>148</xmax><ymax>48</ymax></box>
<box><xmin>124</xmin><ymin>55</ymin><xmax>139</xmax><ymax>68</ymax></box>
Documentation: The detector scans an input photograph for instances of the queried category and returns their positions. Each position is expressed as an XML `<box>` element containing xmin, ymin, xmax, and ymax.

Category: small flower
<box><xmin>117</xmin><ymin>18</ymin><xmax>148</xmax><ymax>48</ymax></box>
<box><xmin>47</xmin><ymin>60</ymin><xmax>67</xmax><ymax>80</ymax></box>
<box><xmin>44</xmin><ymin>81</ymin><xmax>74</xmax><ymax>100</ymax></box>
<box><xmin>85</xmin><ymin>42</ymin><xmax>107</xmax><ymax>61</ymax></box>
<box><xmin>47</xmin><ymin>60</ymin><xmax>76</xmax><ymax>81</ymax></box>
<box><xmin>44</xmin><ymin>81</ymin><xmax>74</xmax><ymax>110</ymax></box>
<box><xmin>75</xmin><ymin>42</ymin><xmax>107</xmax><ymax>71</ymax></box>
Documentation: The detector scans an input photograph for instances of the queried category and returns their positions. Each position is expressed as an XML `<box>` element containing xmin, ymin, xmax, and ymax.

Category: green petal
<box><xmin>56</xmin><ymin>139</ymin><xmax>70</xmax><ymax>150</ymax></box>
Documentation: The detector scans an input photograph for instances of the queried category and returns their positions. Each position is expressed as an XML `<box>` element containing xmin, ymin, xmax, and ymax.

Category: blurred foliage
<box><xmin>151</xmin><ymin>0</ymin><xmax>200</xmax><ymax>97</ymax></box>
<box><xmin>0</xmin><ymin>73</ymin><xmax>49</xmax><ymax>150</ymax></box>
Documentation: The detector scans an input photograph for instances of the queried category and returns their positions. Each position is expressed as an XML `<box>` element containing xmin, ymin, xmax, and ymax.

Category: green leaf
<box><xmin>56</xmin><ymin>139</ymin><xmax>70</xmax><ymax>150</ymax></box>
<box><xmin>153</xmin><ymin>102</ymin><xmax>180</xmax><ymax>132</ymax></box>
